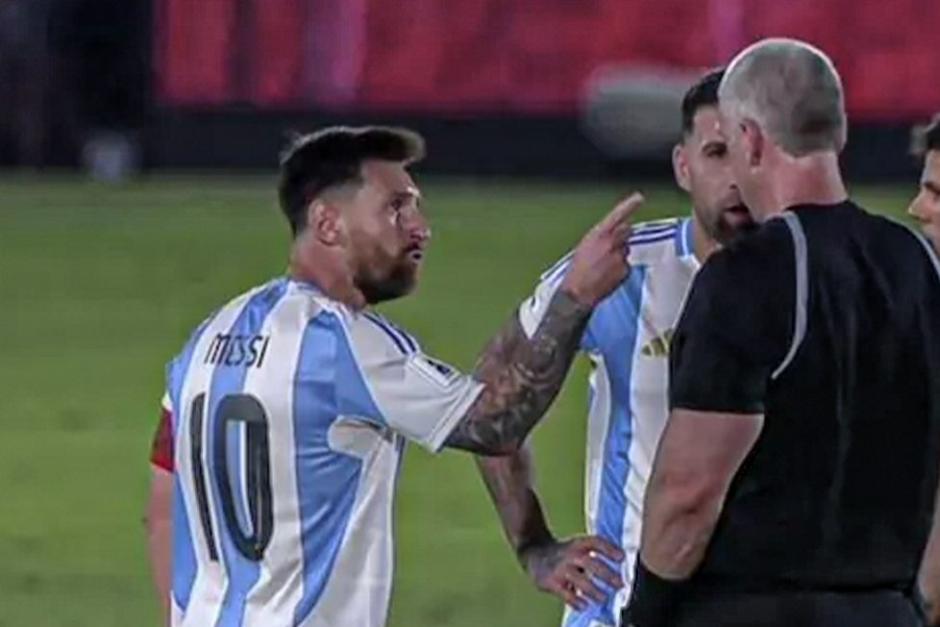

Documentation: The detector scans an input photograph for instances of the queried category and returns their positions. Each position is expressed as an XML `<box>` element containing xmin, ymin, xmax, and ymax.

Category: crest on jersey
<box><xmin>641</xmin><ymin>328</ymin><xmax>675</xmax><ymax>357</ymax></box>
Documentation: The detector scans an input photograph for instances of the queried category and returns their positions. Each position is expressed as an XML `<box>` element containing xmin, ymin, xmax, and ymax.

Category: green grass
<box><xmin>0</xmin><ymin>175</ymin><xmax>917</xmax><ymax>626</ymax></box>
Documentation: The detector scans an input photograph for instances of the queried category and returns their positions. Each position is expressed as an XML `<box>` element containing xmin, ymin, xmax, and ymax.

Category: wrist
<box><xmin>555</xmin><ymin>281</ymin><xmax>598</xmax><ymax>312</ymax></box>
<box><xmin>515</xmin><ymin>531</ymin><xmax>557</xmax><ymax>566</ymax></box>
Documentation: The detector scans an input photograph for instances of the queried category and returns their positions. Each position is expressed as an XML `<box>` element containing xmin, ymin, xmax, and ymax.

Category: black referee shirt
<box><xmin>670</xmin><ymin>200</ymin><xmax>940</xmax><ymax>592</ymax></box>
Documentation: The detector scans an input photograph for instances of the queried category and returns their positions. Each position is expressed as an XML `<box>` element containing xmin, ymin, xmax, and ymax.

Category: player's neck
<box><xmin>690</xmin><ymin>217</ymin><xmax>719</xmax><ymax>264</ymax></box>
<box><xmin>289</xmin><ymin>242</ymin><xmax>368</xmax><ymax>311</ymax></box>
<box><xmin>765</xmin><ymin>152</ymin><xmax>848</xmax><ymax>217</ymax></box>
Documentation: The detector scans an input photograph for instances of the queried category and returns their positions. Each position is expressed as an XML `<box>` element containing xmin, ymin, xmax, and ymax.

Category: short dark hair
<box><xmin>912</xmin><ymin>113</ymin><xmax>940</xmax><ymax>157</ymax></box>
<box><xmin>277</xmin><ymin>126</ymin><xmax>425</xmax><ymax>236</ymax></box>
<box><xmin>681</xmin><ymin>68</ymin><xmax>725</xmax><ymax>137</ymax></box>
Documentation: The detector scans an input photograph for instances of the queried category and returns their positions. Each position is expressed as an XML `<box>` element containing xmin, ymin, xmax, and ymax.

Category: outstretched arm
<box><xmin>446</xmin><ymin>289</ymin><xmax>591</xmax><ymax>455</ymax></box>
<box><xmin>445</xmin><ymin>193</ymin><xmax>644</xmax><ymax>455</ymax></box>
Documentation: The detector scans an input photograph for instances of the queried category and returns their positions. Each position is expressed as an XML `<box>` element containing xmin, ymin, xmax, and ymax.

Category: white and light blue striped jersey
<box><xmin>166</xmin><ymin>277</ymin><xmax>483</xmax><ymax>627</ymax></box>
<box><xmin>519</xmin><ymin>218</ymin><xmax>699</xmax><ymax>627</ymax></box>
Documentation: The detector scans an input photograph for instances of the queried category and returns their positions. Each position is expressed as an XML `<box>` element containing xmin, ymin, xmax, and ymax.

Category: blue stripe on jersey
<box><xmin>632</xmin><ymin>221</ymin><xmax>677</xmax><ymax>237</ymax></box>
<box><xmin>168</xmin><ymin>312</ymin><xmax>220</xmax><ymax>438</ymax></box>
<box><xmin>597</xmin><ymin>266</ymin><xmax>645</xmax><ymax>624</ymax></box>
<box><xmin>210</xmin><ymin>279</ymin><xmax>290</xmax><ymax>627</ymax></box>
<box><xmin>630</xmin><ymin>229</ymin><xmax>677</xmax><ymax>246</ymax></box>
<box><xmin>566</xmin><ymin>266</ymin><xmax>647</xmax><ymax>626</ymax></box>
<box><xmin>675</xmin><ymin>217</ymin><xmax>693</xmax><ymax>257</ymax></box>
<box><xmin>541</xmin><ymin>249</ymin><xmax>575</xmax><ymax>282</ymax></box>
<box><xmin>168</xmin><ymin>313</ymin><xmax>220</xmax><ymax>612</ymax></box>
<box><xmin>362</xmin><ymin>312</ymin><xmax>412</xmax><ymax>355</ymax></box>
<box><xmin>373</xmin><ymin>313</ymin><xmax>418</xmax><ymax>353</ymax></box>
<box><xmin>172</xmin><ymin>475</ymin><xmax>199</xmax><ymax>612</ymax></box>
<box><xmin>543</xmin><ymin>258</ymin><xmax>573</xmax><ymax>291</ymax></box>
<box><xmin>387</xmin><ymin>320</ymin><xmax>418</xmax><ymax>353</ymax></box>
<box><xmin>291</xmin><ymin>313</ymin><xmax>378</xmax><ymax>625</ymax></box>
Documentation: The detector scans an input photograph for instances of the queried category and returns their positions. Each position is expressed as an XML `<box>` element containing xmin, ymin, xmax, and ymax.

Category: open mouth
<box><xmin>723</xmin><ymin>204</ymin><xmax>753</xmax><ymax>226</ymax></box>
<box><xmin>406</xmin><ymin>247</ymin><xmax>425</xmax><ymax>262</ymax></box>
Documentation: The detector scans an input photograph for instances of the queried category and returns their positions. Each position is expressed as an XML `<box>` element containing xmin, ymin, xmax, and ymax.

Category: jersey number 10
<box><xmin>189</xmin><ymin>392</ymin><xmax>274</xmax><ymax>562</ymax></box>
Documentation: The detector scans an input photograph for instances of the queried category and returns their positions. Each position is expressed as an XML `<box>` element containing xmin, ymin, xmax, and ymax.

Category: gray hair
<box><xmin>718</xmin><ymin>38</ymin><xmax>847</xmax><ymax>156</ymax></box>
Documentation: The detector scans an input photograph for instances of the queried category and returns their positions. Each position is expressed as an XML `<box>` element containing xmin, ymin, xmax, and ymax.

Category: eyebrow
<box><xmin>389</xmin><ymin>188</ymin><xmax>422</xmax><ymax>203</ymax></box>
<box><xmin>923</xmin><ymin>180</ymin><xmax>940</xmax><ymax>196</ymax></box>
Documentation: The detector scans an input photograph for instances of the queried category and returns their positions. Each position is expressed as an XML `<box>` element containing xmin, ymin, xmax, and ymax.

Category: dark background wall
<box><xmin>0</xmin><ymin>0</ymin><xmax>932</xmax><ymax>180</ymax></box>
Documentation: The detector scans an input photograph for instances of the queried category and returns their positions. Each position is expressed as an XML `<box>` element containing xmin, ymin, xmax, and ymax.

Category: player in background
<box><xmin>144</xmin><ymin>126</ymin><xmax>644</xmax><ymax>627</ymax></box>
<box><xmin>475</xmin><ymin>69</ymin><xmax>756</xmax><ymax>627</ymax></box>
<box><xmin>909</xmin><ymin>113</ymin><xmax>940</xmax><ymax>253</ymax></box>
<box><xmin>911</xmin><ymin>113</ymin><xmax>940</xmax><ymax>626</ymax></box>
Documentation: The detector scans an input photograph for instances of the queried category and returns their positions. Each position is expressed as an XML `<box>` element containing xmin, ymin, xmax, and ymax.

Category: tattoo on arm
<box><xmin>445</xmin><ymin>289</ymin><xmax>591</xmax><ymax>455</ymax></box>
<box><xmin>475</xmin><ymin>444</ymin><xmax>554</xmax><ymax>560</ymax></box>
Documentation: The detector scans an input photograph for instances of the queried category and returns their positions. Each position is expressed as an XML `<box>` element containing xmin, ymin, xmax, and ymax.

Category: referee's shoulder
<box><xmin>690</xmin><ymin>217</ymin><xmax>796</xmax><ymax>299</ymax></box>
<box><xmin>859</xmin><ymin>206</ymin><xmax>940</xmax><ymax>273</ymax></box>
<box><xmin>862</xmin><ymin>205</ymin><xmax>926</xmax><ymax>244</ymax></box>
<box><xmin>713</xmin><ymin>215</ymin><xmax>793</xmax><ymax>266</ymax></box>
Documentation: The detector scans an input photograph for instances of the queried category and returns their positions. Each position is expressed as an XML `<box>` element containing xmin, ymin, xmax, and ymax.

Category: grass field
<box><xmin>0</xmin><ymin>176</ymin><xmax>917</xmax><ymax>627</ymax></box>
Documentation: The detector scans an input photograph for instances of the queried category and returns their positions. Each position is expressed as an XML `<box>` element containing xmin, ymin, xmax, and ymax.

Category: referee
<box><xmin>623</xmin><ymin>38</ymin><xmax>940</xmax><ymax>627</ymax></box>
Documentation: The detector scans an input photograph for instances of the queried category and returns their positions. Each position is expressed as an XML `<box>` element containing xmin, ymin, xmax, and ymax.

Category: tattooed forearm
<box><xmin>476</xmin><ymin>444</ymin><xmax>554</xmax><ymax>557</ymax></box>
<box><xmin>445</xmin><ymin>289</ymin><xmax>591</xmax><ymax>455</ymax></box>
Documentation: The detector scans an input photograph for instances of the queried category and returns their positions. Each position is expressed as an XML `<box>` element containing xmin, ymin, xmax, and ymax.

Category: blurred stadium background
<box><xmin>0</xmin><ymin>1</ymin><xmax>933</xmax><ymax>626</ymax></box>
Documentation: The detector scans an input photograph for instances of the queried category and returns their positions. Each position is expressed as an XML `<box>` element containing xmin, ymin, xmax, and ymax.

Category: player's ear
<box><xmin>308</xmin><ymin>199</ymin><xmax>344</xmax><ymax>246</ymax></box>
<box><xmin>672</xmin><ymin>143</ymin><xmax>692</xmax><ymax>193</ymax></box>
<box><xmin>741</xmin><ymin>118</ymin><xmax>764</xmax><ymax>168</ymax></box>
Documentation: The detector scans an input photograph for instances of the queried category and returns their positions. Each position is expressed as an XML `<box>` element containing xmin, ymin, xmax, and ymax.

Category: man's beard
<box><xmin>706</xmin><ymin>204</ymin><xmax>756</xmax><ymax>246</ymax></box>
<box><xmin>355</xmin><ymin>257</ymin><xmax>419</xmax><ymax>305</ymax></box>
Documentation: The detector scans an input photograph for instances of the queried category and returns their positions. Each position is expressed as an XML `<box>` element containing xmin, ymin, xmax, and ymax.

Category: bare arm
<box><xmin>445</xmin><ymin>193</ymin><xmax>645</xmax><ymax>455</ymax></box>
<box><xmin>640</xmin><ymin>409</ymin><xmax>762</xmax><ymax>578</ymax></box>
<box><xmin>476</xmin><ymin>444</ymin><xmax>624</xmax><ymax>609</ymax></box>
<box><xmin>145</xmin><ymin>465</ymin><xmax>174</xmax><ymax>626</ymax></box>
<box><xmin>462</xmin><ymin>307</ymin><xmax>555</xmax><ymax>539</ymax></box>
<box><xmin>447</xmin><ymin>289</ymin><xmax>591</xmax><ymax>455</ymax></box>
<box><xmin>476</xmin><ymin>443</ymin><xmax>553</xmax><ymax>554</ymax></box>
<box><xmin>624</xmin><ymin>409</ymin><xmax>762</xmax><ymax>626</ymax></box>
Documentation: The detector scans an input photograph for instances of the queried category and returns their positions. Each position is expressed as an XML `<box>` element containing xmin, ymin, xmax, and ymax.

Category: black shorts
<box><xmin>663</xmin><ymin>589</ymin><xmax>925</xmax><ymax>627</ymax></box>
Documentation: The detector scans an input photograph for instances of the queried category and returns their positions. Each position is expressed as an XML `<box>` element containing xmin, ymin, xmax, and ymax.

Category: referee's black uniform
<box><xmin>666</xmin><ymin>201</ymin><xmax>940</xmax><ymax>626</ymax></box>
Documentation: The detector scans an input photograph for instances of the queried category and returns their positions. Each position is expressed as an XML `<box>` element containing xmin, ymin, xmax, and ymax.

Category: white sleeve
<box><xmin>343</xmin><ymin>312</ymin><xmax>484</xmax><ymax>453</ymax></box>
<box><xmin>518</xmin><ymin>254</ymin><xmax>570</xmax><ymax>338</ymax></box>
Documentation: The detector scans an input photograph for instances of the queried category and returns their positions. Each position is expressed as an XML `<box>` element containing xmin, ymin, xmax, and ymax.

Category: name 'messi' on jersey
<box><xmin>203</xmin><ymin>333</ymin><xmax>272</xmax><ymax>368</ymax></box>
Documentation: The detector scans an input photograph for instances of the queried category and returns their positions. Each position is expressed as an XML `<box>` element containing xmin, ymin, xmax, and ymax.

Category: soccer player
<box><xmin>476</xmin><ymin>68</ymin><xmax>755</xmax><ymax>627</ymax></box>
<box><xmin>911</xmin><ymin>114</ymin><xmax>940</xmax><ymax>627</ymax></box>
<box><xmin>144</xmin><ymin>126</ymin><xmax>644</xmax><ymax>627</ymax></box>
<box><xmin>624</xmin><ymin>39</ymin><xmax>940</xmax><ymax>627</ymax></box>
<box><xmin>909</xmin><ymin>114</ymin><xmax>940</xmax><ymax>252</ymax></box>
